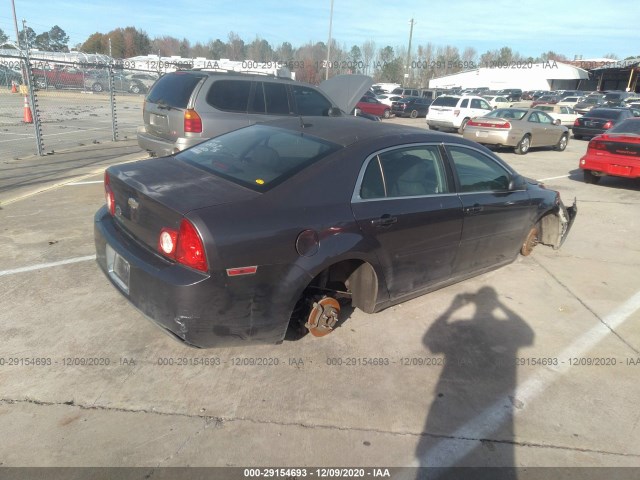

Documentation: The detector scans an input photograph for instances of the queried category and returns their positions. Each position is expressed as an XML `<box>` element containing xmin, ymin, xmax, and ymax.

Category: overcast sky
<box><xmin>2</xmin><ymin>0</ymin><xmax>638</xmax><ymax>59</ymax></box>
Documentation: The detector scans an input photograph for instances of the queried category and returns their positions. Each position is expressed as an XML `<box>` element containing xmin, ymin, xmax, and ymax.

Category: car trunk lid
<box><xmin>107</xmin><ymin>157</ymin><xmax>259</xmax><ymax>252</ymax></box>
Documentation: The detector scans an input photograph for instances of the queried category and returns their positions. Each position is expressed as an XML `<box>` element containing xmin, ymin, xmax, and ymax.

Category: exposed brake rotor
<box><xmin>305</xmin><ymin>296</ymin><xmax>340</xmax><ymax>337</ymax></box>
<box><xmin>521</xmin><ymin>226</ymin><xmax>539</xmax><ymax>256</ymax></box>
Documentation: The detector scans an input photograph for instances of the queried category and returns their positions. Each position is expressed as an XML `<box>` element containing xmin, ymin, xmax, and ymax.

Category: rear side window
<box><xmin>359</xmin><ymin>146</ymin><xmax>449</xmax><ymax>199</ymax></box>
<box><xmin>146</xmin><ymin>72</ymin><xmax>205</xmax><ymax>108</ymax></box>
<box><xmin>206</xmin><ymin>80</ymin><xmax>251</xmax><ymax>112</ymax></box>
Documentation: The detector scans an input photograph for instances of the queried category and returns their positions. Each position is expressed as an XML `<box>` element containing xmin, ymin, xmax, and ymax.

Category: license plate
<box><xmin>477</xmin><ymin>131</ymin><xmax>489</xmax><ymax>138</ymax></box>
<box><xmin>610</xmin><ymin>164</ymin><xmax>631</xmax><ymax>176</ymax></box>
<box><xmin>106</xmin><ymin>244</ymin><xmax>130</xmax><ymax>294</ymax></box>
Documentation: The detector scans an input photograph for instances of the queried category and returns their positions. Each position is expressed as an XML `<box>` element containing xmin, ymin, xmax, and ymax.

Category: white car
<box><xmin>426</xmin><ymin>95</ymin><xmax>493</xmax><ymax>133</ymax></box>
<box><xmin>483</xmin><ymin>95</ymin><xmax>512</xmax><ymax>109</ymax></box>
<box><xmin>376</xmin><ymin>94</ymin><xmax>403</xmax><ymax>107</ymax></box>
<box><xmin>556</xmin><ymin>96</ymin><xmax>585</xmax><ymax>108</ymax></box>
<box><xmin>532</xmin><ymin>104</ymin><xmax>581</xmax><ymax>127</ymax></box>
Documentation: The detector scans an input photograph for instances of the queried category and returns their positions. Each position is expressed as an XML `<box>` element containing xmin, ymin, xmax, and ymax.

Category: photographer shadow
<box><xmin>414</xmin><ymin>286</ymin><xmax>535</xmax><ymax>480</ymax></box>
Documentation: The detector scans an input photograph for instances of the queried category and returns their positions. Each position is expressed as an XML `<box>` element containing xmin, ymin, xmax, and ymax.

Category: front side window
<box><xmin>447</xmin><ymin>146</ymin><xmax>511</xmax><ymax>193</ymax></box>
<box><xmin>359</xmin><ymin>146</ymin><xmax>449</xmax><ymax>199</ymax></box>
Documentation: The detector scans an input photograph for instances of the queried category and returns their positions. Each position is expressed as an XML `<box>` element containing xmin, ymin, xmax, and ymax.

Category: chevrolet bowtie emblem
<box><xmin>128</xmin><ymin>198</ymin><xmax>139</xmax><ymax>210</ymax></box>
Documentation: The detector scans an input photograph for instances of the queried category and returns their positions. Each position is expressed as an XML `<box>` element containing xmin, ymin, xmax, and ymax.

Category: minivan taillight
<box><xmin>184</xmin><ymin>109</ymin><xmax>202</xmax><ymax>133</ymax></box>
<box><xmin>602</xmin><ymin>121</ymin><xmax>613</xmax><ymax>130</ymax></box>
<box><xmin>157</xmin><ymin>219</ymin><xmax>208</xmax><ymax>272</ymax></box>
<box><xmin>104</xmin><ymin>171</ymin><xmax>115</xmax><ymax>216</ymax></box>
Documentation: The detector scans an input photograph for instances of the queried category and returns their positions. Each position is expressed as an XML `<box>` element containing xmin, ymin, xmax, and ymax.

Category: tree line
<box><xmin>0</xmin><ymin>25</ymin><xmax>636</xmax><ymax>86</ymax></box>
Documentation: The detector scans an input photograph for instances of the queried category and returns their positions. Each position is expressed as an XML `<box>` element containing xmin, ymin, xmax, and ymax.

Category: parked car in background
<box><xmin>96</xmin><ymin>116</ymin><xmax>576</xmax><ymax>347</ymax></box>
<box><xmin>531</xmin><ymin>94</ymin><xmax>562</xmax><ymax>107</ymax></box>
<box><xmin>557</xmin><ymin>96</ymin><xmax>585</xmax><ymax>108</ymax></box>
<box><xmin>533</xmin><ymin>104</ymin><xmax>581</xmax><ymax>127</ymax></box>
<box><xmin>32</xmin><ymin>64</ymin><xmax>86</xmax><ymax>89</ymax></box>
<box><xmin>376</xmin><ymin>94</ymin><xmax>403</xmax><ymax>107</ymax></box>
<box><xmin>126</xmin><ymin>72</ymin><xmax>159</xmax><ymax>91</ymax></box>
<box><xmin>579</xmin><ymin>118</ymin><xmax>640</xmax><ymax>184</ymax></box>
<box><xmin>463</xmin><ymin>108</ymin><xmax>569</xmax><ymax>154</ymax></box>
<box><xmin>426</xmin><ymin>95</ymin><xmax>492</xmax><ymax>133</ymax></box>
<box><xmin>357</xmin><ymin>96</ymin><xmax>391</xmax><ymax>118</ymax></box>
<box><xmin>483</xmin><ymin>95</ymin><xmax>512</xmax><ymax>109</ymax></box>
<box><xmin>0</xmin><ymin>64</ymin><xmax>22</xmax><ymax>88</ymax></box>
<box><xmin>602</xmin><ymin>91</ymin><xmax>635</xmax><ymax>106</ymax></box>
<box><xmin>574</xmin><ymin>96</ymin><xmax>606</xmax><ymax>115</ymax></box>
<box><xmin>390</xmin><ymin>88</ymin><xmax>421</xmax><ymax>98</ymax></box>
<box><xmin>572</xmin><ymin>108</ymin><xmax>636</xmax><ymax>139</ymax></box>
<box><xmin>391</xmin><ymin>96</ymin><xmax>433</xmax><ymax>118</ymax></box>
<box><xmin>137</xmin><ymin>70</ymin><xmax>372</xmax><ymax>156</ymax></box>
<box><xmin>495</xmin><ymin>89</ymin><xmax>522</xmax><ymax>101</ymax></box>
<box><xmin>84</xmin><ymin>71</ymin><xmax>148</xmax><ymax>94</ymax></box>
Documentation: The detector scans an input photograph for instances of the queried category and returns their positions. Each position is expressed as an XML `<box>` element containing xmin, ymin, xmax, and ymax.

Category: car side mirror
<box><xmin>553</xmin><ymin>119</ymin><xmax>561</xmax><ymax>126</ymax></box>
<box><xmin>508</xmin><ymin>174</ymin><xmax>527</xmax><ymax>191</ymax></box>
<box><xmin>329</xmin><ymin>107</ymin><xmax>342</xmax><ymax>117</ymax></box>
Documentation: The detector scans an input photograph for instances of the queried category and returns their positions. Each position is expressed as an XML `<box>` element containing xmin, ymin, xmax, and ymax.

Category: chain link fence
<box><xmin>1</xmin><ymin>51</ymin><xmax>160</xmax><ymax>160</ymax></box>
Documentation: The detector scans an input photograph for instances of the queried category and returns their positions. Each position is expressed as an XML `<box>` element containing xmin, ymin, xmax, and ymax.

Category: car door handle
<box><xmin>371</xmin><ymin>214</ymin><xmax>398</xmax><ymax>227</ymax></box>
<box><xmin>464</xmin><ymin>204</ymin><xmax>483</xmax><ymax>215</ymax></box>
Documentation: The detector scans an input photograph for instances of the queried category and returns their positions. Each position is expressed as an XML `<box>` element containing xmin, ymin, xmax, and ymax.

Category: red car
<box><xmin>580</xmin><ymin>118</ymin><xmax>640</xmax><ymax>184</ymax></box>
<box><xmin>356</xmin><ymin>96</ymin><xmax>391</xmax><ymax>119</ymax></box>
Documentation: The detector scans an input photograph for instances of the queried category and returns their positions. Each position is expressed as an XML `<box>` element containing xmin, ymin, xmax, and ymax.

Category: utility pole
<box><xmin>406</xmin><ymin>18</ymin><xmax>415</xmax><ymax>87</ymax></box>
<box><xmin>325</xmin><ymin>0</ymin><xmax>334</xmax><ymax>80</ymax></box>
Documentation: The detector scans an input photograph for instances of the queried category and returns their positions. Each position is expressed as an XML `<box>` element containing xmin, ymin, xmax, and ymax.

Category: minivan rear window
<box><xmin>146</xmin><ymin>72</ymin><xmax>206</xmax><ymax>108</ymax></box>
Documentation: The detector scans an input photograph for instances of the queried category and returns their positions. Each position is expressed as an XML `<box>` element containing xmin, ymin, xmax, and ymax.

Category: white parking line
<box><xmin>408</xmin><ymin>289</ymin><xmax>640</xmax><ymax>469</ymax></box>
<box><xmin>537</xmin><ymin>174</ymin><xmax>570</xmax><ymax>182</ymax></box>
<box><xmin>0</xmin><ymin>255</ymin><xmax>96</xmax><ymax>277</ymax></box>
<box><xmin>66</xmin><ymin>180</ymin><xmax>103</xmax><ymax>186</ymax></box>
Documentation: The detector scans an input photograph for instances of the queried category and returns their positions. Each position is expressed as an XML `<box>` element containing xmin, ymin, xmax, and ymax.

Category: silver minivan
<box><xmin>137</xmin><ymin>71</ymin><xmax>372</xmax><ymax>156</ymax></box>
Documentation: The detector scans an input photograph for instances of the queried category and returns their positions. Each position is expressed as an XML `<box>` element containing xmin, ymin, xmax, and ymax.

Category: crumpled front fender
<box><xmin>540</xmin><ymin>197</ymin><xmax>577</xmax><ymax>249</ymax></box>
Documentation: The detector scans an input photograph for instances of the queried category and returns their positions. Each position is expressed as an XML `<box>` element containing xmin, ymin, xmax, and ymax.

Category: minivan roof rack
<box><xmin>189</xmin><ymin>68</ymin><xmax>293</xmax><ymax>79</ymax></box>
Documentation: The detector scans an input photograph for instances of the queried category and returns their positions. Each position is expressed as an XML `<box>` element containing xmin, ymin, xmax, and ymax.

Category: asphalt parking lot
<box><xmin>0</xmin><ymin>117</ymin><xmax>639</xmax><ymax>476</ymax></box>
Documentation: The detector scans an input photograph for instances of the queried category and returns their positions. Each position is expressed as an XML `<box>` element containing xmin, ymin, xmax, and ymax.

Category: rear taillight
<box><xmin>104</xmin><ymin>171</ymin><xmax>115</xmax><ymax>216</ymax></box>
<box><xmin>573</xmin><ymin>118</ymin><xmax>580</xmax><ymax>126</ymax></box>
<box><xmin>589</xmin><ymin>139</ymin><xmax>606</xmax><ymax>151</ymax></box>
<box><xmin>602</xmin><ymin>121</ymin><xmax>613</xmax><ymax>129</ymax></box>
<box><xmin>157</xmin><ymin>219</ymin><xmax>208</xmax><ymax>272</ymax></box>
<box><xmin>466</xmin><ymin>120</ymin><xmax>510</xmax><ymax>129</ymax></box>
<box><xmin>184</xmin><ymin>109</ymin><xmax>202</xmax><ymax>133</ymax></box>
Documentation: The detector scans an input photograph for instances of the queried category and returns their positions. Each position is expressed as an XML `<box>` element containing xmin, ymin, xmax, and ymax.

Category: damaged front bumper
<box><xmin>540</xmin><ymin>197</ymin><xmax>578</xmax><ymax>249</ymax></box>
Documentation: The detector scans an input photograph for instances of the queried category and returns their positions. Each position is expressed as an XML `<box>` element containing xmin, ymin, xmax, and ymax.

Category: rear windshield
<box><xmin>485</xmin><ymin>109</ymin><xmax>527</xmax><ymax>120</ymax></box>
<box><xmin>146</xmin><ymin>72</ymin><xmax>206</xmax><ymax>108</ymax></box>
<box><xmin>609</xmin><ymin>119</ymin><xmax>640</xmax><ymax>134</ymax></box>
<box><xmin>584</xmin><ymin>109</ymin><xmax>623</xmax><ymax>119</ymax></box>
<box><xmin>176</xmin><ymin>125</ymin><xmax>340</xmax><ymax>192</ymax></box>
<box><xmin>431</xmin><ymin>96</ymin><xmax>459</xmax><ymax>107</ymax></box>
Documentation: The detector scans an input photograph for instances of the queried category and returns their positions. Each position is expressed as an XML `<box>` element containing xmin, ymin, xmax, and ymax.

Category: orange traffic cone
<box><xmin>11</xmin><ymin>81</ymin><xmax>18</xmax><ymax>93</ymax></box>
<box><xmin>23</xmin><ymin>95</ymin><xmax>33</xmax><ymax>123</ymax></box>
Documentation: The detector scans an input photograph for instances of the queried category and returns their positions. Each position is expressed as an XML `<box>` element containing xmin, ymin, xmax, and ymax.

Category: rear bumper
<box><xmin>573</xmin><ymin>126</ymin><xmax>606</xmax><ymax>137</ymax></box>
<box><xmin>579</xmin><ymin>153</ymin><xmax>640</xmax><ymax>178</ymax></box>
<box><xmin>136</xmin><ymin>126</ymin><xmax>204</xmax><ymax>157</ymax></box>
<box><xmin>94</xmin><ymin>206</ymin><xmax>293</xmax><ymax>348</ymax></box>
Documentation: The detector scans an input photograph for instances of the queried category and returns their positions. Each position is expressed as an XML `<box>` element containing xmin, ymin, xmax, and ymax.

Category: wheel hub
<box><xmin>305</xmin><ymin>297</ymin><xmax>340</xmax><ymax>337</ymax></box>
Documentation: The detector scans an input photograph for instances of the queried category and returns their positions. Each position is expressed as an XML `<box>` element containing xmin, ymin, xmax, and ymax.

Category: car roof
<box><xmin>258</xmin><ymin>116</ymin><xmax>448</xmax><ymax>147</ymax></box>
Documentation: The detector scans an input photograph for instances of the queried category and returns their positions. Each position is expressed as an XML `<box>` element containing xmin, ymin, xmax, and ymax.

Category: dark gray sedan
<box><xmin>95</xmin><ymin>117</ymin><xmax>576</xmax><ymax>348</ymax></box>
